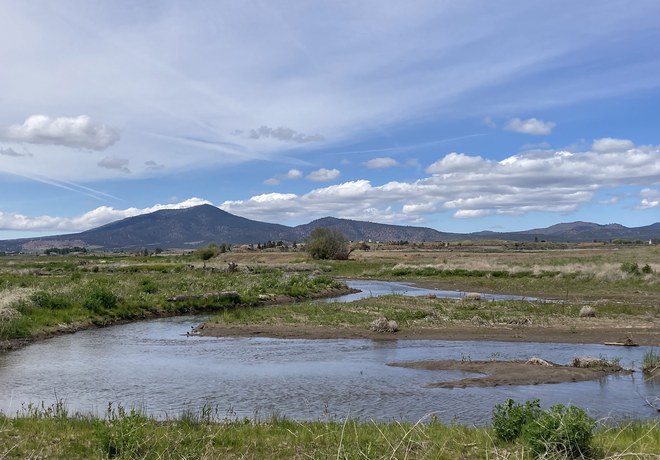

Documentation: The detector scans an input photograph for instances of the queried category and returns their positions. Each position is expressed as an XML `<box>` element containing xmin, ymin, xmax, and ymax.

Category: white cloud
<box><xmin>364</xmin><ymin>157</ymin><xmax>399</xmax><ymax>169</ymax></box>
<box><xmin>0</xmin><ymin>115</ymin><xmax>119</xmax><ymax>150</ymax></box>
<box><xmin>591</xmin><ymin>137</ymin><xmax>634</xmax><ymax>152</ymax></box>
<box><xmin>98</xmin><ymin>156</ymin><xmax>130</xmax><ymax>174</ymax></box>
<box><xmin>0</xmin><ymin>197</ymin><xmax>211</xmax><ymax>232</ymax></box>
<box><xmin>286</xmin><ymin>169</ymin><xmax>303</xmax><ymax>179</ymax></box>
<box><xmin>426</xmin><ymin>153</ymin><xmax>486</xmax><ymax>174</ymax></box>
<box><xmin>505</xmin><ymin>118</ymin><xmax>555</xmax><ymax>135</ymax></box>
<box><xmin>219</xmin><ymin>140</ymin><xmax>660</xmax><ymax>223</ymax></box>
<box><xmin>306</xmin><ymin>168</ymin><xmax>340</xmax><ymax>182</ymax></box>
<box><xmin>454</xmin><ymin>209</ymin><xmax>492</xmax><ymax>219</ymax></box>
<box><xmin>638</xmin><ymin>188</ymin><xmax>660</xmax><ymax>209</ymax></box>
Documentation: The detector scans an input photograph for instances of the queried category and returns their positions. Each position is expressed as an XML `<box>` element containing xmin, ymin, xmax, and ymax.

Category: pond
<box><xmin>0</xmin><ymin>281</ymin><xmax>657</xmax><ymax>425</ymax></box>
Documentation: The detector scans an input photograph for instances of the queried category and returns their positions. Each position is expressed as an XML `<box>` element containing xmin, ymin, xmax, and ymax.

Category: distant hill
<box><xmin>0</xmin><ymin>205</ymin><xmax>657</xmax><ymax>252</ymax></box>
<box><xmin>290</xmin><ymin>217</ymin><xmax>452</xmax><ymax>243</ymax></box>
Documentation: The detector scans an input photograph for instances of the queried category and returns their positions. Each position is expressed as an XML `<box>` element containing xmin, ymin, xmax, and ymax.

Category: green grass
<box><xmin>0</xmin><ymin>404</ymin><xmax>657</xmax><ymax>459</ymax></box>
<box><xmin>0</xmin><ymin>256</ymin><xmax>345</xmax><ymax>343</ymax></box>
<box><xmin>642</xmin><ymin>348</ymin><xmax>659</xmax><ymax>374</ymax></box>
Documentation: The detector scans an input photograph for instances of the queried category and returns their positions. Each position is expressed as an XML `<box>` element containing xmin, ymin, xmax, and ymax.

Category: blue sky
<box><xmin>1</xmin><ymin>1</ymin><xmax>659</xmax><ymax>240</ymax></box>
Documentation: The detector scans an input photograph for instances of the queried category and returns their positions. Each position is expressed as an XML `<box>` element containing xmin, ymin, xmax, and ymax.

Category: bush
<box><xmin>521</xmin><ymin>404</ymin><xmax>595</xmax><ymax>459</ymax></box>
<box><xmin>492</xmin><ymin>398</ymin><xmax>542</xmax><ymax>442</ymax></box>
<box><xmin>30</xmin><ymin>291</ymin><xmax>70</xmax><ymax>310</ymax></box>
<box><xmin>84</xmin><ymin>288</ymin><xmax>119</xmax><ymax>312</ymax></box>
<box><xmin>641</xmin><ymin>264</ymin><xmax>653</xmax><ymax>274</ymax></box>
<box><xmin>620</xmin><ymin>262</ymin><xmax>640</xmax><ymax>275</ymax></box>
<box><xmin>305</xmin><ymin>228</ymin><xmax>352</xmax><ymax>260</ymax></box>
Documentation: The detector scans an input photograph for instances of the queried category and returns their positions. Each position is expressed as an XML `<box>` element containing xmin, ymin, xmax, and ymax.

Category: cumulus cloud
<box><xmin>220</xmin><ymin>140</ymin><xmax>660</xmax><ymax>223</ymax></box>
<box><xmin>307</xmin><ymin>168</ymin><xmax>340</xmax><ymax>182</ymax></box>
<box><xmin>0</xmin><ymin>115</ymin><xmax>119</xmax><ymax>150</ymax></box>
<box><xmin>638</xmin><ymin>188</ymin><xmax>660</xmax><ymax>209</ymax></box>
<box><xmin>0</xmin><ymin>197</ymin><xmax>212</xmax><ymax>232</ymax></box>
<box><xmin>591</xmin><ymin>137</ymin><xmax>634</xmax><ymax>152</ymax></box>
<box><xmin>246</xmin><ymin>126</ymin><xmax>325</xmax><ymax>143</ymax></box>
<box><xmin>286</xmin><ymin>169</ymin><xmax>303</xmax><ymax>179</ymax></box>
<box><xmin>426</xmin><ymin>152</ymin><xmax>486</xmax><ymax>173</ymax></box>
<box><xmin>98</xmin><ymin>156</ymin><xmax>130</xmax><ymax>174</ymax></box>
<box><xmin>364</xmin><ymin>157</ymin><xmax>399</xmax><ymax>169</ymax></box>
<box><xmin>505</xmin><ymin>117</ymin><xmax>555</xmax><ymax>135</ymax></box>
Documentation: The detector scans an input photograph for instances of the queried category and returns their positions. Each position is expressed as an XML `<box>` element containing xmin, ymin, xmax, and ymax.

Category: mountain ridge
<box><xmin>0</xmin><ymin>205</ymin><xmax>657</xmax><ymax>252</ymax></box>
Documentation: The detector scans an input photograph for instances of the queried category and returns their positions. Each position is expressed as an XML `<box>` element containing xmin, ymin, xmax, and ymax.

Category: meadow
<box><xmin>0</xmin><ymin>241</ymin><xmax>659</xmax><ymax>458</ymax></box>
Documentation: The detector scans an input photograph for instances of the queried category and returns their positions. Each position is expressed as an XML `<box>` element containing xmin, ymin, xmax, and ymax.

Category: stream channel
<box><xmin>0</xmin><ymin>280</ymin><xmax>657</xmax><ymax>424</ymax></box>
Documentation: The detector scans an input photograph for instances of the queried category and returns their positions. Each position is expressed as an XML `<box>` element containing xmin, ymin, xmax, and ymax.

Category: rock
<box><xmin>463</xmin><ymin>292</ymin><xmax>481</xmax><ymax>301</ymax></box>
<box><xmin>371</xmin><ymin>317</ymin><xmax>399</xmax><ymax>333</ymax></box>
<box><xmin>526</xmin><ymin>357</ymin><xmax>554</xmax><ymax>366</ymax></box>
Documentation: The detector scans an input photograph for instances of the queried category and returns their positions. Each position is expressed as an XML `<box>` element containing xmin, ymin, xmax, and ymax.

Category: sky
<box><xmin>1</xmin><ymin>1</ymin><xmax>659</xmax><ymax>240</ymax></box>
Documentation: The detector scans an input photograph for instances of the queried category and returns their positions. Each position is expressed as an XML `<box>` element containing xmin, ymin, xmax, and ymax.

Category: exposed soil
<box><xmin>196</xmin><ymin>322</ymin><xmax>658</xmax><ymax>345</ymax></box>
<box><xmin>387</xmin><ymin>359</ymin><xmax>631</xmax><ymax>388</ymax></box>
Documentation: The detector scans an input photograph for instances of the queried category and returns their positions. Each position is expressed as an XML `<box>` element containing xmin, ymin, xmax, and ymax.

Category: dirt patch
<box><xmin>387</xmin><ymin>359</ymin><xmax>631</xmax><ymax>388</ymax></box>
<box><xmin>196</xmin><ymin>322</ymin><xmax>659</xmax><ymax>345</ymax></box>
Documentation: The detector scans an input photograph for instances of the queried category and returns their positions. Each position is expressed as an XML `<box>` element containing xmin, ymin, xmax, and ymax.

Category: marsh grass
<box><xmin>0</xmin><ymin>256</ymin><xmax>343</xmax><ymax>342</ymax></box>
<box><xmin>642</xmin><ymin>349</ymin><xmax>659</xmax><ymax>374</ymax></box>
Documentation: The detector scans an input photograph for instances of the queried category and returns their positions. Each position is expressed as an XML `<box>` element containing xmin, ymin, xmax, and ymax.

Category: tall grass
<box><xmin>0</xmin><ymin>403</ymin><xmax>657</xmax><ymax>459</ymax></box>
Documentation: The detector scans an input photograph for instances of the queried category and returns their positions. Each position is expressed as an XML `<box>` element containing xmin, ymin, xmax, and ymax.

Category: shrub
<box><xmin>492</xmin><ymin>398</ymin><xmax>542</xmax><ymax>442</ymax></box>
<box><xmin>521</xmin><ymin>404</ymin><xmax>595</xmax><ymax>459</ymax></box>
<box><xmin>620</xmin><ymin>262</ymin><xmax>640</xmax><ymax>275</ymax></box>
<box><xmin>641</xmin><ymin>264</ymin><xmax>653</xmax><ymax>274</ymax></box>
<box><xmin>305</xmin><ymin>228</ymin><xmax>352</xmax><ymax>260</ymax></box>
<box><xmin>140</xmin><ymin>278</ymin><xmax>158</xmax><ymax>294</ymax></box>
<box><xmin>30</xmin><ymin>291</ymin><xmax>70</xmax><ymax>310</ymax></box>
<box><xmin>84</xmin><ymin>288</ymin><xmax>119</xmax><ymax>312</ymax></box>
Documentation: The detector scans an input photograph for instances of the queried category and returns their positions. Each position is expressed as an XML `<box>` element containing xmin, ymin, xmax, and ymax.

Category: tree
<box><xmin>305</xmin><ymin>228</ymin><xmax>352</xmax><ymax>260</ymax></box>
<box><xmin>194</xmin><ymin>243</ymin><xmax>220</xmax><ymax>266</ymax></box>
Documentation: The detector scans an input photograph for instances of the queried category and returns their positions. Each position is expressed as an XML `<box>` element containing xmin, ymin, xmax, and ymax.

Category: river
<box><xmin>0</xmin><ymin>281</ymin><xmax>657</xmax><ymax>424</ymax></box>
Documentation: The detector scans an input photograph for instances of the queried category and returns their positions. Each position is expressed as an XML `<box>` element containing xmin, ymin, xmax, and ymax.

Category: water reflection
<box><xmin>0</xmin><ymin>315</ymin><xmax>656</xmax><ymax>424</ymax></box>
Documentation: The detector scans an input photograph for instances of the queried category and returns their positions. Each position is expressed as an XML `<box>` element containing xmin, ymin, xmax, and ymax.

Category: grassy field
<box><xmin>0</xmin><ymin>253</ymin><xmax>344</xmax><ymax>345</ymax></box>
<box><xmin>0</xmin><ymin>404</ymin><xmax>657</xmax><ymax>459</ymax></box>
<box><xmin>1</xmin><ymin>243</ymin><xmax>658</xmax><ymax>458</ymax></box>
<box><xmin>217</xmin><ymin>242</ymin><xmax>660</xmax><ymax>305</ymax></box>
<box><xmin>1</xmin><ymin>242</ymin><xmax>658</xmax><ymax>345</ymax></box>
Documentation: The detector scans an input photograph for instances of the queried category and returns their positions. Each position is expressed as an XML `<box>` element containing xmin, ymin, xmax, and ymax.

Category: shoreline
<box><xmin>195</xmin><ymin>322</ymin><xmax>659</xmax><ymax>345</ymax></box>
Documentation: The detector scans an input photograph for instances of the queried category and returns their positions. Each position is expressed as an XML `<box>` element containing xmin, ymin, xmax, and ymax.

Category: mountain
<box><xmin>290</xmin><ymin>217</ymin><xmax>452</xmax><ymax>243</ymax></box>
<box><xmin>0</xmin><ymin>205</ymin><xmax>657</xmax><ymax>252</ymax></box>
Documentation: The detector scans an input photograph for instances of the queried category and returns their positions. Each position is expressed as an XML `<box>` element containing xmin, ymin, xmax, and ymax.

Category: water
<box><xmin>321</xmin><ymin>279</ymin><xmax>539</xmax><ymax>303</ymax></box>
<box><xmin>0</xmin><ymin>281</ymin><xmax>657</xmax><ymax>424</ymax></box>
